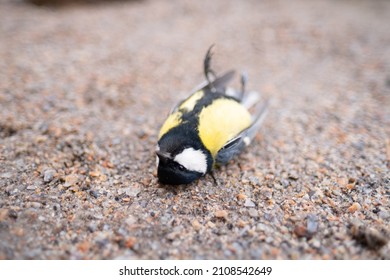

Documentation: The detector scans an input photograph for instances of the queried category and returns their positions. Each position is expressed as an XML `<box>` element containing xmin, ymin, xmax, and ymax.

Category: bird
<box><xmin>156</xmin><ymin>46</ymin><xmax>268</xmax><ymax>185</ymax></box>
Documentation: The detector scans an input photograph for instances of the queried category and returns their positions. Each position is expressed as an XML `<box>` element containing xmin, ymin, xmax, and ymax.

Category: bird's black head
<box><xmin>156</xmin><ymin>128</ymin><xmax>212</xmax><ymax>185</ymax></box>
<box><xmin>157</xmin><ymin>150</ymin><xmax>204</xmax><ymax>185</ymax></box>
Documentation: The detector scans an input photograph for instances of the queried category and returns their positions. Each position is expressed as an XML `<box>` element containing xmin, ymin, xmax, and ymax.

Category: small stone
<box><xmin>64</xmin><ymin>174</ymin><xmax>79</xmax><ymax>187</ymax></box>
<box><xmin>27</xmin><ymin>186</ymin><xmax>36</xmax><ymax>190</ymax></box>
<box><xmin>8</xmin><ymin>209</ymin><xmax>18</xmax><ymax>220</ymax></box>
<box><xmin>43</xmin><ymin>168</ymin><xmax>56</xmax><ymax>183</ymax></box>
<box><xmin>1</xmin><ymin>172</ymin><xmax>13</xmax><ymax>179</ymax></box>
<box><xmin>237</xmin><ymin>220</ymin><xmax>247</xmax><ymax>228</ymax></box>
<box><xmin>248</xmin><ymin>208</ymin><xmax>258</xmax><ymax>218</ymax></box>
<box><xmin>77</xmin><ymin>241</ymin><xmax>90</xmax><ymax>253</ymax></box>
<box><xmin>288</xmin><ymin>172</ymin><xmax>299</xmax><ymax>180</ymax></box>
<box><xmin>192</xmin><ymin>219</ymin><xmax>201</xmax><ymax>231</ymax></box>
<box><xmin>348</xmin><ymin>202</ymin><xmax>361</xmax><ymax>213</ymax></box>
<box><xmin>265</xmin><ymin>236</ymin><xmax>273</xmax><ymax>243</ymax></box>
<box><xmin>248</xmin><ymin>176</ymin><xmax>260</xmax><ymax>186</ymax></box>
<box><xmin>125</xmin><ymin>216</ymin><xmax>137</xmax><ymax>226</ymax></box>
<box><xmin>207</xmin><ymin>221</ymin><xmax>216</xmax><ymax>228</ymax></box>
<box><xmin>29</xmin><ymin>202</ymin><xmax>42</xmax><ymax>209</ymax></box>
<box><xmin>215</xmin><ymin>210</ymin><xmax>228</xmax><ymax>219</ymax></box>
<box><xmin>230</xmin><ymin>242</ymin><xmax>243</xmax><ymax>254</ymax></box>
<box><xmin>12</xmin><ymin>227</ymin><xmax>24</xmax><ymax>237</ymax></box>
<box><xmin>87</xmin><ymin>222</ymin><xmax>98</xmax><ymax>232</ymax></box>
<box><xmin>256</xmin><ymin>223</ymin><xmax>267</xmax><ymax>232</ymax></box>
<box><xmin>281</xmin><ymin>179</ymin><xmax>290</xmax><ymax>188</ymax></box>
<box><xmin>166</xmin><ymin>230</ymin><xmax>180</xmax><ymax>241</ymax></box>
<box><xmin>378</xmin><ymin>210</ymin><xmax>390</xmax><ymax>220</ymax></box>
<box><xmin>244</xmin><ymin>198</ymin><xmax>256</xmax><ymax>207</ymax></box>
<box><xmin>89</xmin><ymin>170</ymin><xmax>100</xmax><ymax>177</ymax></box>
<box><xmin>0</xmin><ymin>209</ymin><xmax>8</xmax><ymax>222</ymax></box>
<box><xmin>126</xmin><ymin>184</ymin><xmax>141</xmax><ymax>197</ymax></box>
<box><xmin>125</xmin><ymin>237</ymin><xmax>137</xmax><ymax>249</ymax></box>
<box><xmin>294</xmin><ymin>225</ymin><xmax>308</xmax><ymax>238</ymax></box>
<box><xmin>89</xmin><ymin>190</ymin><xmax>100</xmax><ymax>198</ymax></box>
<box><xmin>236</xmin><ymin>193</ymin><xmax>247</xmax><ymax>200</ymax></box>
<box><xmin>348</xmin><ymin>177</ymin><xmax>357</xmax><ymax>184</ymax></box>
<box><xmin>250</xmin><ymin>248</ymin><xmax>263</xmax><ymax>259</ymax></box>
<box><xmin>306</xmin><ymin>214</ymin><xmax>318</xmax><ymax>235</ymax></box>
<box><xmin>311</xmin><ymin>239</ymin><xmax>321</xmax><ymax>248</ymax></box>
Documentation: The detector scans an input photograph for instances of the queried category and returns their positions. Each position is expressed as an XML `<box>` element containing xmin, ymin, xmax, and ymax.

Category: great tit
<box><xmin>156</xmin><ymin>46</ymin><xmax>268</xmax><ymax>185</ymax></box>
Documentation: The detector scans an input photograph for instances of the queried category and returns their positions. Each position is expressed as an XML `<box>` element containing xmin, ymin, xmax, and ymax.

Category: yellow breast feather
<box><xmin>198</xmin><ymin>98</ymin><xmax>251</xmax><ymax>157</ymax></box>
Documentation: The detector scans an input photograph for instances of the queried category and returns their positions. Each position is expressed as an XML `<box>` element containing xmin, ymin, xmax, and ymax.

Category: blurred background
<box><xmin>0</xmin><ymin>0</ymin><xmax>389</xmax><ymax>259</ymax></box>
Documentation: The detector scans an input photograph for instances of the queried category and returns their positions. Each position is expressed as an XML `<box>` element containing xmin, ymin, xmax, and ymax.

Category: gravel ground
<box><xmin>0</xmin><ymin>0</ymin><xmax>389</xmax><ymax>259</ymax></box>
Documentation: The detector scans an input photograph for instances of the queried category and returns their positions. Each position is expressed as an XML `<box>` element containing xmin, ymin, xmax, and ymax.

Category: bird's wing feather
<box><xmin>170</xmin><ymin>70</ymin><xmax>236</xmax><ymax>114</ymax></box>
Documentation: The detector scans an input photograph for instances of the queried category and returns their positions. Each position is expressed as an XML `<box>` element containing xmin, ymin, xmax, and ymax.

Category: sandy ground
<box><xmin>0</xmin><ymin>0</ymin><xmax>389</xmax><ymax>259</ymax></box>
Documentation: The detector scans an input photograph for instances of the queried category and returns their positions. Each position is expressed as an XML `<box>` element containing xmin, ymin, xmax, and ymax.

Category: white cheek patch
<box><xmin>174</xmin><ymin>148</ymin><xmax>207</xmax><ymax>174</ymax></box>
<box><xmin>156</xmin><ymin>145</ymin><xmax>160</xmax><ymax>168</ymax></box>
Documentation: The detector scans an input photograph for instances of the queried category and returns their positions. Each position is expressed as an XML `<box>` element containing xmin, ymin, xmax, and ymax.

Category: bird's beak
<box><xmin>156</xmin><ymin>151</ymin><xmax>171</xmax><ymax>164</ymax></box>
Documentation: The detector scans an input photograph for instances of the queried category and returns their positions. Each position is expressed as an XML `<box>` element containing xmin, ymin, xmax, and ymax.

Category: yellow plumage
<box><xmin>198</xmin><ymin>98</ymin><xmax>251</xmax><ymax>157</ymax></box>
<box><xmin>179</xmin><ymin>90</ymin><xmax>204</xmax><ymax>112</ymax></box>
<box><xmin>158</xmin><ymin>111</ymin><xmax>181</xmax><ymax>139</ymax></box>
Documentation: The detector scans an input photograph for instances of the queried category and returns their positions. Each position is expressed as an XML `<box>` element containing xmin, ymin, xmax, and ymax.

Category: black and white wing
<box><xmin>170</xmin><ymin>70</ymin><xmax>236</xmax><ymax>114</ymax></box>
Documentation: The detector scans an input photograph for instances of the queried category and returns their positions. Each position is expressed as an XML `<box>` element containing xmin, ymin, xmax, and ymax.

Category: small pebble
<box><xmin>248</xmin><ymin>208</ymin><xmax>258</xmax><ymax>218</ymax></box>
<box><xmin>306</xmin><ymin>214</ymin><xmax>318</xmax><ymax>235</ymax></box>
<box><xmin>125</xmin><ymin>237</ymin><xmax>137</xmax><ymax>249</ymax></box>
<box><xmin>126</xmin><ymin>184</ymin><xmax>141</xmax><ymax>197</ymax></box>
<box><xmin>43</xmin><ymin>168</ymin><xmax>56</xmax><ymax>183</ymax></box>
<box><xmin>64</xmin><ymin>174</ymin><xmax>79</xmax><ymax>187</ymax></box>
<box><xmin>244</xmin><ymin>198</ymin><xmax>256</xmax><ymax>207</ymax></box>
<box><xmin>89</xmin><ymin>190</ymin><xmax>100</xmax><ymax>199</ymax></box>
<box><xmin>348</xmin><ymin>202</ymin><xmax>361</xmax><ymax>213</ymax></box>
<box><xmin>192</xmin><ymin>219</ymin><xmax>201</xmax><ymax>231</ymax></box>
<box><xmin>166</xmin><ymin>229</ymin><xmax>181</xmax><ymax>241</ymax></box>
<box><xmin>8</xmin><ymin>209</ymin><xmax>18</xmax><ymax>220</ymax></box>
<box><xmin>311</xmin><ymin>239</ymin><xmax>321</xmax><ymax>248</ymax></box>
<box><xmin>207</xmin><ymin>221</ymin><xmax>215</xmax><ymax>228</ymax></box>
<box><xmin>125</xmin><ymin>216</ymin><xmax>137</xmax><ymax>226</ymax></box>
<box><xmin>294</xmin><ymin>225</ymin><xmax>308</xmax><ymax>238</ymax></box>
<box><xmin>281</xmin><ymin>179</ymin><xmax>290</xmax><ymax>188</ymax></box>
<box><xmin>237</xmin><ymin>220</ymin><xmax>247</xmax><ymax>228</ymax></box>
<box><xmin>0</xmin><ymin>172</ymin><xmax>13</xmax><ymax>179</ymax></box>
<box><xmin>265</xmin><ymin>236</ymin><xmax>274</xmax><ymax>244</ymax></box>
<box><xmin>29</xmin><ymin>202</ymin><xmax>42</xmax><ymax>209</ymax></box>
<box><xmin>378</xmin><ymin>210</ymin><xmax>390</xmax><ymax>220</ymax></box>
<box><xmin>0</xmin><ymin>209</ymin><xmax>8</xmax><ymax>221</ymax></box>
<box><xmin>215</xmin><ymin>210</ymin><xmax>228</xmax><ymax>219</ymax></box>
<box><xmin>256</xmin><ymin>223</ymin><xmax>267</xmax><ymax>232</ymax></box>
